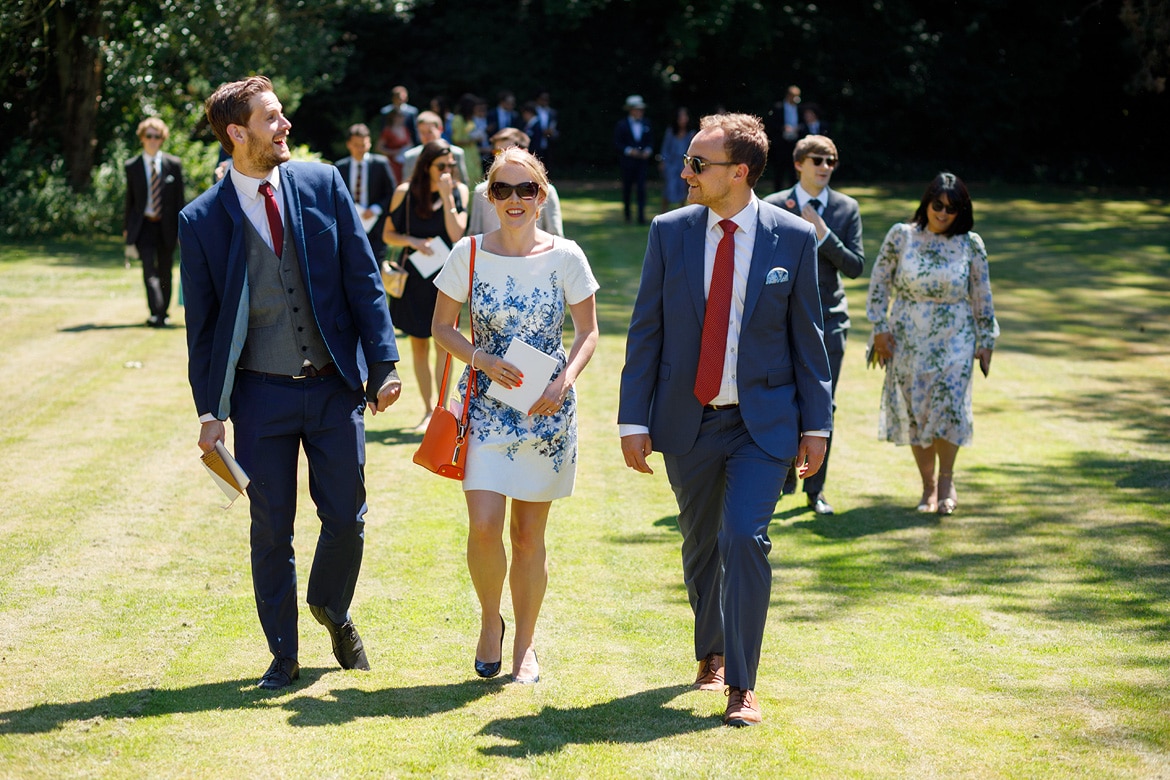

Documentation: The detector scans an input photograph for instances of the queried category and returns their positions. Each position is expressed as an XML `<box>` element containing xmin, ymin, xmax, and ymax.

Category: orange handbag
<box><xmin>412</xmin><ymin>238</ymin><xmax>477</xmax><ymax>480</ymax></box>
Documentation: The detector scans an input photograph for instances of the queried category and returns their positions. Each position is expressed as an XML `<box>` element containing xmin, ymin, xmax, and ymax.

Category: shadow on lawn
<box><xmin>476</xmin><ymin>684</ymin><xmax>715</xmax><ymax>756</ymax></box>
<box><xmin>767</xmin><ymin>452</ymin><xmax>1170</xmax><ymax>636</ymax></box>
<box><xmin>0</xmin><ymin>672</ymin><xmax>503</xmax><ymax>735</ymax></box>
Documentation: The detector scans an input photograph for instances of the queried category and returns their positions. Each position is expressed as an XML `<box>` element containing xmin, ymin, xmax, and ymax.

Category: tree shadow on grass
<box><xmin>0</xmin><ymin>671</ymin><xmax>503</xmax><ymax>735</ymax></box>
<box><xmin>786</xmin><ymin>503</ymin><xmax>941</xmax><ymax>539</ymax></box>
<box><xmin>476</xmin><ymin>685</ymin><xmax>714</xmax><ymax>757</ymax></box>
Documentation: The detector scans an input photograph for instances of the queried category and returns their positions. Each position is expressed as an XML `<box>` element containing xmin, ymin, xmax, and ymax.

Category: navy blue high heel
<box><xmin>474</xmin><ymin>615</ymin><xmax>505</xmax><ymax>678</ymax></box>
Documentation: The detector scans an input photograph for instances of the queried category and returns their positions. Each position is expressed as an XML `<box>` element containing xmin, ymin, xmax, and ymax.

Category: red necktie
<box><xmin>258</xmin><ymin>181</ymin><xmax>284</xmax><ymax>257</ymax></box>
<box><xmin>694</xmin><ymin>219</ymin><xmax>737</xmax><ymax>405</ymax></box>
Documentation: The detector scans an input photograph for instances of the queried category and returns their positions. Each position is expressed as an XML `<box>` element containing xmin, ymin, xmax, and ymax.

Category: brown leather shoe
<box><xmin>723</xmin><ymin>687</ymin><xmax>762</xmax><ymax>727</ymax></box>
<box><xmin>693</xmin><ymin>653</ymin><xmax>725</xmax><ymax>691</ymax></box>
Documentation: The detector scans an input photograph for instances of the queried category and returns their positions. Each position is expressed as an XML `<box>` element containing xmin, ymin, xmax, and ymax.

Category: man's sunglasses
<box><xmin>806</xmin><ymin>155</ymin><xmax>837</xmax><ymax>168</ymax></box>
<box><xmin>682</xmin><ymin>154</ymin><xmax>739</xmax><ymax>175</ymax></box>
<box><xmin>930</xmin><ymin>200</ymin><xmax>960</xmax><ymax>215</ymax></box>
<box><xmin>489</xmin><ymin>181</ymin><xmax>540</xmax><ymax>200</ymax></box>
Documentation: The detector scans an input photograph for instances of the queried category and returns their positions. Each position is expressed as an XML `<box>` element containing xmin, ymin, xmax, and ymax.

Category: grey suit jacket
<box><xmin>618</xmin><ymin>201</ymin><xmax>833</xmax><ymax>460</ymax></box>
<box><xmin>763</xmin><ymin>187</ymin><xmax>865</xmax><ymax>335</ymax></box>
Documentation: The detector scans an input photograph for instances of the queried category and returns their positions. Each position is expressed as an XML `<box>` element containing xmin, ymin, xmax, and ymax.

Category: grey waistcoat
<box><xmin>236</xmin><ymin>217</ymin><xmax>332</xmax><ymax>376</ymax></box>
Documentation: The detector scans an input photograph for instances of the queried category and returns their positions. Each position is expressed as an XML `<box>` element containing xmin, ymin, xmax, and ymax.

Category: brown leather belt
<box><xmin>240</xmin><ymin>363</ymin><xmax>338</xmax><ymax>380</ymax></box>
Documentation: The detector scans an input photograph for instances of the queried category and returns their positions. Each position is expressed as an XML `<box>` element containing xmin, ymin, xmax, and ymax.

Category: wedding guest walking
<box><xmin>432</xmin><ymin>148</ymin><xmax>599</xmax><ymax>684</ymax></box>
<box><xmin>866</xmin><ymin>172</ymin><xmax>999</xmax><ymax>516</ymax></box>
<box><xmin>124</xmin><ymin>117</ymin><xmax>185</xmax><ymax>327</ymax></box>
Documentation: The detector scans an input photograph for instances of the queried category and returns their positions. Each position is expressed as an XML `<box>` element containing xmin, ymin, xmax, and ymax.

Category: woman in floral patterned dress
<box><xmin>432</xmin><ymin>148</ymin><xmax>599</xmax><ymax>683</ymax></box>
<box><xmin>866</xmin><ymin>173</ymin><xmax>999</xmax><ymax>516</ymax></box>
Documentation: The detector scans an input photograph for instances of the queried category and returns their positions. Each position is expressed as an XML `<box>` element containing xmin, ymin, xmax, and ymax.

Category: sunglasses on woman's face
<box><xmin>433</xmin><ymin>161</ymin><xmax>455</xmax><ymax>172</ymax></box>
<box><xmin>931</xmin><ymin>200</ymin><xmax>959</xmax><ymax>215</ymax></box>
<box><xmin>489</xmin><ymin>181</ymin><xmax>540</xmax><ymax>200</ymax></box>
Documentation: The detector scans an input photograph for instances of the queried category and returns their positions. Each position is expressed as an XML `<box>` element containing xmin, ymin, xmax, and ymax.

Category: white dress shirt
<box><xmin>230</xmin><ymin>165</ymin><xmax>285</xmax><ymax>255</ymax></box>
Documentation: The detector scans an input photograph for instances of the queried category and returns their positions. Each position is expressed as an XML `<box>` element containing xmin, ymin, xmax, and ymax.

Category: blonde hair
<box><xmin>136</xmin><ymin>117</ymin><xmax>169</xmax><ymax>141</ymax></box>
<box><xmin>486</xmin><ymin>148</ymin><xmax>550</xmax><ymax>201</ymax></box>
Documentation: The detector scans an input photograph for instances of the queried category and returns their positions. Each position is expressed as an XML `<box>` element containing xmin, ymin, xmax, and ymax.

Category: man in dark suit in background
<box><xmin>614</xmin><ymin>94</ymin><xmax>654</xmax><ymax>224</ymax></box>
<box><xmin>486</xmin><ymin>90</ymin><xmax>517</xmax><ymax>139</ymax></box>
<box><xmin>124</xmin><ymin>117</ymin><xmax>185</xmax><ymax>327</ymax></box>
<box><xmin>764</xmin><ymin>134</ymin><xmax>865</xmax><ymax>516</ymax></box>
<box><xmin>180</xmin><ymin>76</ymin><xmax>402</xmax><ymax>691</ymax></box>
<box><xmin>335</xmin><ymin>123</ymin><xmax>397</xmax><ymax>261</ymax></box>
<box><xmin>619</xmin><ymin>113</ymin><xmax>833</xmax><ymax>727</ymax></box>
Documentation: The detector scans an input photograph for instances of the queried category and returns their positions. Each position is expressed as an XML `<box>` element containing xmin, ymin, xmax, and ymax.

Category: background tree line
<box><xmin>1</xmin><ymin>0</ymin><xmax>1166</xmax><ymax>238</ymax></box>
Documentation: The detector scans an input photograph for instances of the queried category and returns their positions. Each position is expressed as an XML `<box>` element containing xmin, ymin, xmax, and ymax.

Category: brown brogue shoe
<box><xmin>723</xmin><ymin>686</ymin><xmax>762</xmax><ymax>727</ymax></box>
<box><xmin>693</xmin><ymin>653</ymin><xmax>725</xmax><ymax>691</ymax></box>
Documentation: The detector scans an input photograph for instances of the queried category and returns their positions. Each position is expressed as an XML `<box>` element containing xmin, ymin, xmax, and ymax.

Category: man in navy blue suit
<box><xmin>180</xmin><ymin>76</ymin><xmax>402</xmax><ymax>690</ymax></box>
<box><xmin>619</xmin><ymin>113</ymin><xmax>832</xmax><ymax>726</ymax></box>
<box><xmin>613</xmin><ymin>94</ymin><xmax>654</xmax><ymax>224</ymax></box>
<box><xmin>765</xmin><ymin>134</ymin><xmax>865</xmax><ymax>516</ymax></box>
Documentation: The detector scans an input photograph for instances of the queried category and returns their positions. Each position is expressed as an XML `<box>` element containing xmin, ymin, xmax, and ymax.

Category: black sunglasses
<box><xmin>489</xmin><ymin>181</ymin><xmax>540</xmax><ymax>200</ymax></box>
<box><xmin>931</xmin><ymin>200</ymin><xmax>960</xmax><ymax>215</ymax></box>
<box><xmin>807</xmin><ymin>155</ymin><xmax>838</xmax><ymax>168</ymax></box>
<box><xmin>433</xmin><ymin>161</ymin><xmax>455</xmax><ymax>172</ymax></box>
<box><xmin>682</xmin><ymin>154</ymin><xmax>739</xmax><ymax>175</ymax></box>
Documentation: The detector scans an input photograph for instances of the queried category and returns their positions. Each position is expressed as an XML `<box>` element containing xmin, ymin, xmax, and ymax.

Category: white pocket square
<box><xmin>765</xmin><ymin>267</ymin><xmax>789</xmax><ymax>285</ymax></box>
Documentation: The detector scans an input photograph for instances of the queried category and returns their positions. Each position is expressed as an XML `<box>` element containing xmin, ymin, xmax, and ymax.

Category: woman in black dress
<box><xmin>383</xmin><ymin>141</ymin><xmax>469</xmax><ymax>429</ymax></box>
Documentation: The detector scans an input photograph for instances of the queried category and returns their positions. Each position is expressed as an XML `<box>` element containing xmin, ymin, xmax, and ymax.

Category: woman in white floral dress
<box><xmin>432</xmin><ymin>148</ymin><xmax>599</xmax><ymax>683</ymax></box>
<box><xmin>867</xmin><ymin>173</ymin><xmax>999</xmax><ymax>516</ymax></box>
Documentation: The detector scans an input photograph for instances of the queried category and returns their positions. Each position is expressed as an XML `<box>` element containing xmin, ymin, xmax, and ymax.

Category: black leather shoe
<box><xmin>809</xmin><ymin>493</ymin><xmax>835</xmax><ymax>515</ymax></box>
<box><xmin>475</xmin><ymin>615</ymin><xmax>505</xmax><ymax>679</ymax></box>
<box><xmin>258</xmin><ymin>656</ymin><xmax>300</xmax><ymax>690</ymax></box>
<box><xmin>310</xmin><ymin>604</ymin><xmax>370</xmax><ymax>671</ymax></box>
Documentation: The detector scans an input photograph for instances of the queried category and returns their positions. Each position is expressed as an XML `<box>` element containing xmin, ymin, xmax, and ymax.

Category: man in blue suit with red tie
<box><xmin>619</xmin><ymin>113</ymin><xmax>833</xmax><ymax>726</ymax></box>
<box><xmin>180</xmin><ymin>76</ymin><xmax>402</xmax><ymax>690</ymax></box>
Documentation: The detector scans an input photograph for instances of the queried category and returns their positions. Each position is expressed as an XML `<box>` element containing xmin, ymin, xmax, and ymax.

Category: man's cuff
<box><xmin>198</xmin><ymin>413</ymin><xmax>219</xmax><ymax>424</ymax></box>
<box><xmin>802</xmin><ymin>430</ymin><xmax>830</xmax><ymax>437</ymax></box>
<box><xmin>619</xmin><ymin>424</ymin><xmax>650</xmax><ymax>438</ymax></box>
<box><xmin>366</xmin><ymin>361</ymin><xmax>399</xmax><ymax>403</ymax></box>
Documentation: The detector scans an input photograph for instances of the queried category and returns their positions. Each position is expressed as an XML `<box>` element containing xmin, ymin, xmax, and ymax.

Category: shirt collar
<box><xmin>706</xmin><ymin>194</ymin><xmax>759</xmax><ymax>236</ymax></box>
<box><xmin>230</xmin><ymin>164</ymin><xmax>282</xmax><ymax>199</ymax></box>
<box><xmin>794</xmin><ymin>182</ymin><xmax>829</xmax><ymax>208</ymax></box>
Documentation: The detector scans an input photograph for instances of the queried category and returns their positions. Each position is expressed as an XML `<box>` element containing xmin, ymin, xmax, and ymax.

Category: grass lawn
<box><xmin>0</xmin><ymin>181</ymin><xmax>1168</xmax><ymax>779</ymax></box>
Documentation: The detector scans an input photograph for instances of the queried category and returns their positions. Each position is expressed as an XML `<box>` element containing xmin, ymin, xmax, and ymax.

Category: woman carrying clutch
<box><xmin>432</xmin><ymin>148</ymin><xmax>599</xmax><ymax>683</ymax></box>
<box><xmin>866</xmin><ymin>172</ymin><xmax>999</xmax><ymax>515</ymax></box>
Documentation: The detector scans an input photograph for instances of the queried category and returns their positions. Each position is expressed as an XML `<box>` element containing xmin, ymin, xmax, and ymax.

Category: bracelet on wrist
<box><xmin>470</xmin><ymin>347</ymin><xmax>482</xmax><ymax>371</ymax></box>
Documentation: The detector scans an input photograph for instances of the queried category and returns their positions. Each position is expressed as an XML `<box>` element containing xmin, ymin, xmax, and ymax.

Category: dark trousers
<box><xmin>663</xmin><ymin>406</ymin><xmax>790</xmax><ymax>691</ymax></box>
<box><xmin>135</xmin><ymin>220</ymin><xmax>174</xmax><ymax>320</ymax></box>
<box><xmin>230</xmin><ymin>370</ymin><xmax>369</xmax><ymax>661</ymax></box>
<box><xmin>787</xmin><ymin>329</ymin><xmax>846</xmax><ymax>496</ymax></box>
<box><xmin>619</xmin><ymin>158</ymin><xmax>649</xmax><ymax>223</ymax></box>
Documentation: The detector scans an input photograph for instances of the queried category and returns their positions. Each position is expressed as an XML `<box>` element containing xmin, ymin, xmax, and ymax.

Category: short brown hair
<box><xmin>205</xmin><ymin>75</ymin><xmax>274</xmax><ymax>154</ymax></box>
<box><xmin>698</xmin><ymin>113</ymin><xmax>769</xmax><ymax>187</ymax></box>
<box><xmin>136</xmin><ymin>117</ymin><xmax>169</xmax><ymax>141</ymax></box>
<box><xmin>793</xmin><ymin>134</ymin><xmax>837</xmax><ymax>162</ymax></box>
<box><xmin>490</xmin><ymin>127</ymin><xmax>531</xmax><ymax>150</ymax></box>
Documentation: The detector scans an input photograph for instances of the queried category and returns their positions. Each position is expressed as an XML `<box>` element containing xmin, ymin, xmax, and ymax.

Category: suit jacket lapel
<box><xmin>683</xmin><ymin>208</ymin><xmax>709</xmax><ymax>323</ymax></box>
<box><xmin>280</xmin><ymin>163</ymin><xmax>305</xmax><ymax>269</ymax></box>
<box><xmin>742</xmin><ymin>208</ymin><xmax>778</xmax><ymax>327</ymax></box>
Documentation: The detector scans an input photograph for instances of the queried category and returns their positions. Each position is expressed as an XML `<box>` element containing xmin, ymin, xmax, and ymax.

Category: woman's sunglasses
<box><xmin>489</xmin><ymin>181</ymin><xmax>540</xmax><ymax>200</ymax></box>
<box><xmin>681</xmin><ymin>154</ymin><xmax>739</xmax><ymax>175</ymax></box>
<box><xmin>433</xmin><ymin>161</ymin><xmax>455</xmax><ymax>172</ymax></box>
<box><xmin>930</xmin><ymin>200</ymin><xmax>960</xmax><ymax>215</ymax></box>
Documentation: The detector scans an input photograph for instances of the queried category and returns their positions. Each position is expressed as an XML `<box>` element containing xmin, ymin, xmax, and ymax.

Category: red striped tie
<box><xmin>258</xmin><ymin>181</ymin><xmax>284</xmax><ymax>257</ymax></box>
<box><xmin>149</xmin><ymin>159</ymin><xmax>162</xmax><ymax>216</ymax></box>
<box><xmin>694</xmin><ymin>219</ymin><xmax>737</xmax><ymax>405</ymax></box>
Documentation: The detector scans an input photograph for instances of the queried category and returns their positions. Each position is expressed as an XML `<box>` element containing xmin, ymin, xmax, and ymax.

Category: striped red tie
<box><xmin>149</xmin><ymin>159</ymin><xmax>162</xmax><ymax>216</ymax></box>
<box><xmin>258</xmin><ymin>181</ymin><xmax>284</xmax><ymax>257</ymax></box>
<box><xmin>694</xmin><ymin>219</ymin><xmax>737</xmax><ymax>405</ymax></box>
